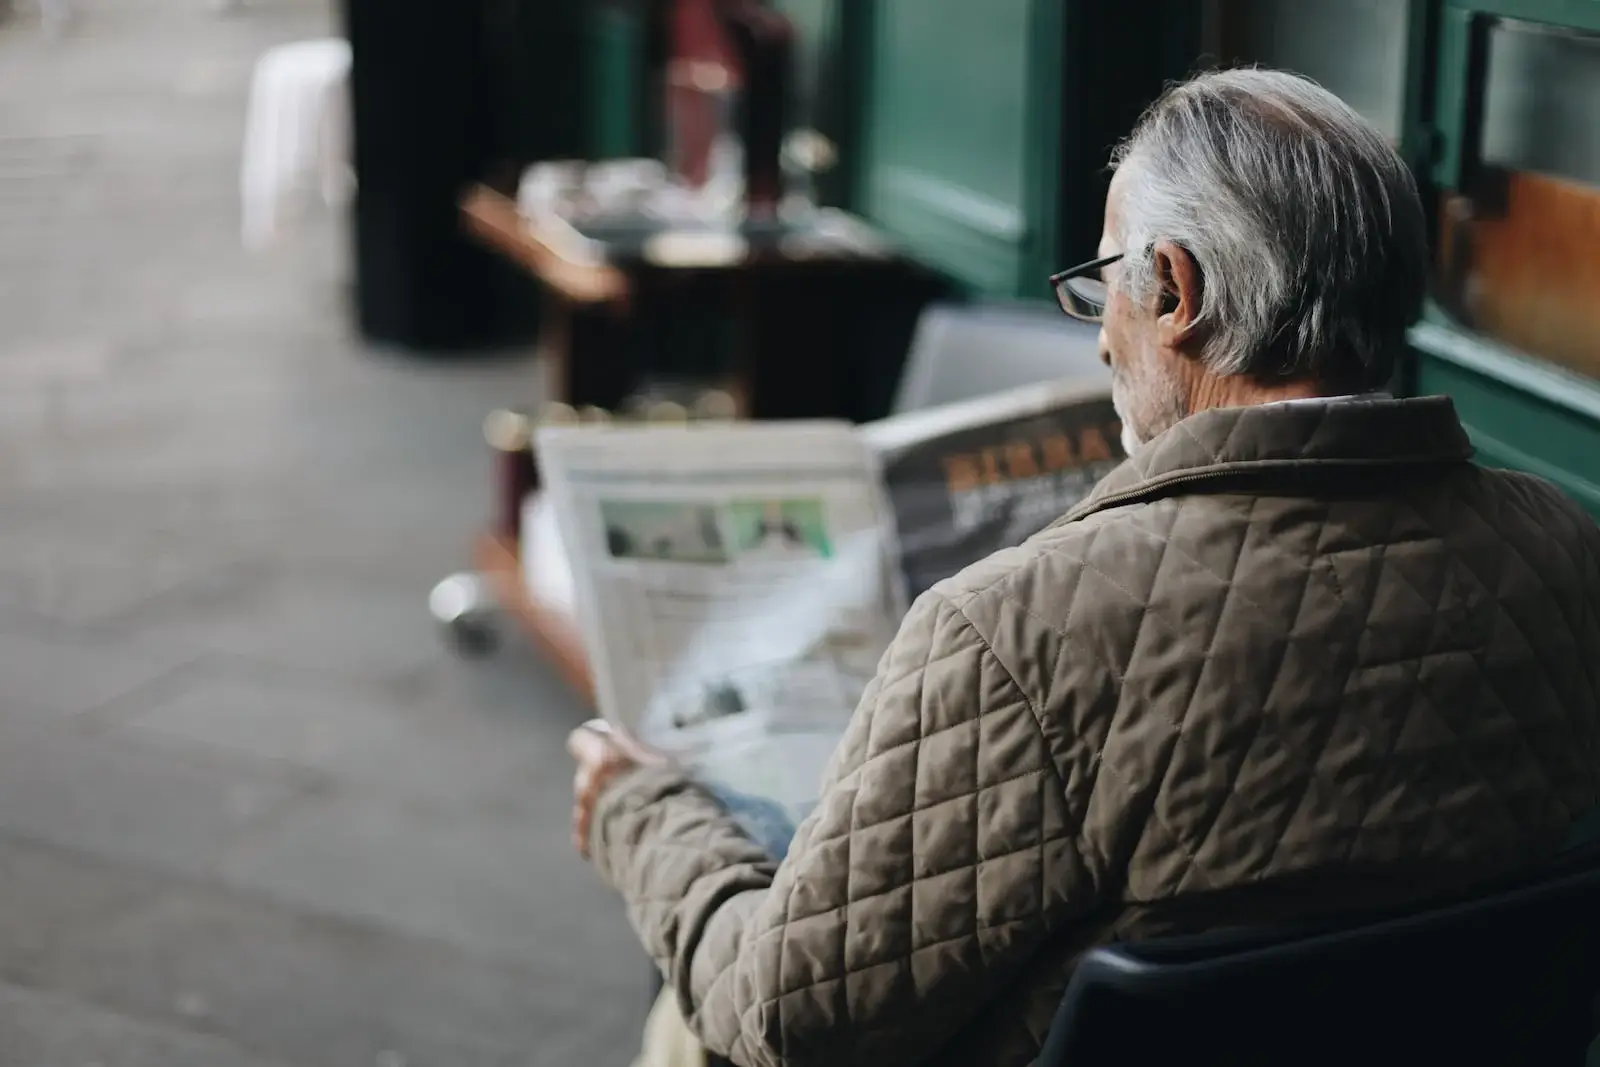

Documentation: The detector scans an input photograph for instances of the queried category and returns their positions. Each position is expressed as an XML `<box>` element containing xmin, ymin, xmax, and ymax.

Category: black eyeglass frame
<box><xmin>1048</xmin><ymin>252</ymin><xmax>1124</xmax><ymax>323</ymax></box>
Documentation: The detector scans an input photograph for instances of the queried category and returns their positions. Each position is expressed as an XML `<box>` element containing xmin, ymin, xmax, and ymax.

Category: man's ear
<box><xmin>1152</xmin><ymin>239</ymin><xmax>1203</xmax><ymax>349</ymax></box>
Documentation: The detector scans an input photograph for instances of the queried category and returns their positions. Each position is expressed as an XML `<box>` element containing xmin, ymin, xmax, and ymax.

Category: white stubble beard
<box><xmin>1111</xmin><ymin>354</ymin><xmax>1192</xmax><ymax>460</ymax></box>
<box><xmin>1119</xmin><ymin>422</ymin><xmax>1144</xmax><ymax>458</ymax></box>
<box><xmin>1111</xmin><ymin>380</ymin><xmax>1145</xmax><ymax>457</ymax></box>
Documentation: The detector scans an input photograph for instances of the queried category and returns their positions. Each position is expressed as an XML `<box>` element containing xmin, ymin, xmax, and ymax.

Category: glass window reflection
<box><xmin>1437</xmin><ymin>19</ymin><xmax>1600</xmax><ymax>381</ymax></box>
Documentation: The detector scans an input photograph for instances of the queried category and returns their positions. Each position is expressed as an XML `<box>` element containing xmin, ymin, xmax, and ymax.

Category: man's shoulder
<box><xmin>1472</xmin><ymin>465</ymin><xmax>1596</xmax><ymax>531</ymax></box>
<box><xmin>928</xmin><ymin>505</ymin><xmax>1161</xmax><ymax>629</ymax></box>
<box><xmin>923</xmin><ymin>465</ymin><xmax>1599</xmax><ymax>641</ymax></box>
<box><xmin>1459</xmin><ymin>465</ymin><xmax>1600</xmax><ymax>580</ymax></box>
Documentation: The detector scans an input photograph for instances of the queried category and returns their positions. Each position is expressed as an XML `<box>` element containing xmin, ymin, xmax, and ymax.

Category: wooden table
<box><xmin>474</xmin><ymin>527</ymin><xmax>594</xmax><ymax>701</ymax></box>
<box><xmin>462</xmin><ymin>186</ymin><xmax>643</xmax><ymax>417</ymax></box>
<box><xmin>460</xmin><ymin>183</ymin><xmax>940</xmax><ymax>420</ymax></box>
<box><xmin>461</xmin><ymin>186</ymin><xmax>627</xmax><ymax>306</ymax></box>
<box><xmin>456</xmin><ymin>184</ymin><xmax>943</xmax><ymax>688</ymax></box>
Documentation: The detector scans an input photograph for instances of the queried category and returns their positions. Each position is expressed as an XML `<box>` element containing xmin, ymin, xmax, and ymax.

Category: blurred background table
<box><xmin>461</xmin><ymin>182</ymin><xmax>944</xmax><ymax>423</ymax></box>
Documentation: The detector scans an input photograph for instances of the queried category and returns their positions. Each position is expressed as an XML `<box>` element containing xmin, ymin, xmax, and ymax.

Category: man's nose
<box><xmin>1098</xmin><ymin>329</ymin><xmax>1111</xmax><ymax>366</ymax></box>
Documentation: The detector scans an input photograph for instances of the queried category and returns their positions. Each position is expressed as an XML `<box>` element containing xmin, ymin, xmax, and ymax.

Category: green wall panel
<box><xmin>856</xmin><ymin>0</ymin><xmax>1057</xmax><ymax>297</ymax></box>
<box><xmin>587</xmin><ymin>5</ymin><xmax>645</xmax><ymax>160</ymax></box>
<box><xmin>1412</xmin><ymin>320</ymin><xmax>1600</xmax><ymax>516</ymax></box>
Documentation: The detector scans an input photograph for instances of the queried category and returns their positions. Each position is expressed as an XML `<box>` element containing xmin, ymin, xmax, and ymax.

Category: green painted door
<box><xmin>587</xmin><ymin>3</ymin><xmax>647</xmax><ymax>159</ymax></box>
<box><xmin>854</xmin><ymin>0</ymin><xmax>1062</xmax><ymax>298</ymax></box>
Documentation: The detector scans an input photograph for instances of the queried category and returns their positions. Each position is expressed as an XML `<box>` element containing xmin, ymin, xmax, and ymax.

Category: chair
<box><xmin>240</xmin><ymin>38</ymin><xmax>353</xmax><ymax>252</ymax></box>
<box><xmin>1040</xmin><ymin>862</ymin><xmax>1600</xmax><ymax>1067</ymax></box>
<box><xmin>890</xmin><ymin>301</ymin><xmax>1107</xmax><ymax>415</ymax></box>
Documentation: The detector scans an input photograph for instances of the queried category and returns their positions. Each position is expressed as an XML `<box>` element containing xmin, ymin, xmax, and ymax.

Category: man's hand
<box><xmin>567</xmin><ymin>721</ymin><xmax>666</xmax><ymax>859</ymax></box>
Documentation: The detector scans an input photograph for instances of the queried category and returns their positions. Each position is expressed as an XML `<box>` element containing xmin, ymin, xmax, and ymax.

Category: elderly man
<box><xmin>568</xmin><ymin>68</ymin><xmax>1600</xmax><ymax>1067</ymax></box>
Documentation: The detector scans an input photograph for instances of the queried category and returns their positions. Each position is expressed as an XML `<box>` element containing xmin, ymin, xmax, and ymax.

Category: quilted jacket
<box><xmin>591</xmin><ymin>395</ymin><xmax>1600</xmax><ymax>1067</ymax></box>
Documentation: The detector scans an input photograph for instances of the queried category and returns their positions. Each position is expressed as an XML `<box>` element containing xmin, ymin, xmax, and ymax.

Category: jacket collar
<box><xmin>1064</xmin><ymin>395</ymin><xmax>1475</xmax><ymax>523</ymax></box>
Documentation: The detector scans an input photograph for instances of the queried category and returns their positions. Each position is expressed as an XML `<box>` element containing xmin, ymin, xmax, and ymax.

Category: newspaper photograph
<box><xmin>863</xmin><ymin>379</ymin><xmax>1125</xmax><ymax>599</ymax></box>
<box><xmin>536</xmin><ymin>422</ymin><xmax>904</xmax><ymax>822</ymax></box>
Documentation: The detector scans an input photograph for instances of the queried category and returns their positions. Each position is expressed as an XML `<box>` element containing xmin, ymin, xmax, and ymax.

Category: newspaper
<box><xmin>864</xmin><ymin>378</ymin><xmax>1124</xmax><ymax>600</ymax></box>
<box><xmin>537</xmin><ymin>422</ymin><xmax>903</xmax><ymax>825</ymax></box>
<box><xmin>536</xmin><ymin>382</ymin><xmax>1122</xmax><ymax>828</ymax></box>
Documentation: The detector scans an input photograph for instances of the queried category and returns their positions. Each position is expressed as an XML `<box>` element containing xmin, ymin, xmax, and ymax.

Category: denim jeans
<box><xmin>705</xmin><ymin>785</ymin><xmax>803</xmax><ymax>861</ymax></box>
<box><xmin>646</xmin><ymin>787</ymin><xmax>803</xmax><ymax>1067</ymax></box>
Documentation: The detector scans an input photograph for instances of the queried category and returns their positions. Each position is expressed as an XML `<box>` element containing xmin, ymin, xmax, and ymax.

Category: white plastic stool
<box><xmin>240</xmin><ymin>38</ymin><xmax>353</xmax><ymax>252</ymax></box>
<box><xmin>35</xmin><ymin>0</ymin><xmax>69</xmax><ymax>37</ymax></box>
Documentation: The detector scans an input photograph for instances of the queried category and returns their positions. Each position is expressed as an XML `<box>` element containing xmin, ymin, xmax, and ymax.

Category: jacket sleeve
<box><xmin>590</xmin><ymin>589</ymin><xmax>1099</xmax><ymax>1067</ymax></box>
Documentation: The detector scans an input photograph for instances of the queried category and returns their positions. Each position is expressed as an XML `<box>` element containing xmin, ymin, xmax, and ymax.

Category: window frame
<box><xmin>1405</xmin><ymin>0</ymin><xmax>1600</xmax><ymax>512</ymax></box>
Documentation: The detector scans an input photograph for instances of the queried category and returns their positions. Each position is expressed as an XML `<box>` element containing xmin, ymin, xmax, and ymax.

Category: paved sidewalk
<box><xmin>0</xmin><ymin>2</ymin><xmax>642</xmax><ymax>1063</ymax></box>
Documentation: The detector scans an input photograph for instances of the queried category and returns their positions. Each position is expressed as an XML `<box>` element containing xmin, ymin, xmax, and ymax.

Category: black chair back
<box><xmin>1041</xmin><ymin>864</ymin><xmax>1600</xmax><ymax>1067</ymax></box>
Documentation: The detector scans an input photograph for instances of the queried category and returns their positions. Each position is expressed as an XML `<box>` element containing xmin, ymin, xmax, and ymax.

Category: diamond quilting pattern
<box><xmin>592</xmin><ymin>399</ymin><xmax>1600</xmax><ymax>1067</ymax></box>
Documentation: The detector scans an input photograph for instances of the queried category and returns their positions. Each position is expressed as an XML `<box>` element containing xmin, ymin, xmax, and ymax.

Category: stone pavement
<box><xmin>0</xmin><ymin>1</ymin><xmax>644</xmax><ymax>1063</ymax></box>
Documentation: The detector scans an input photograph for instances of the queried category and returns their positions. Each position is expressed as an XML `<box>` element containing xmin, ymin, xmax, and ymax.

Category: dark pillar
<box><xmin>341</xmin><ymin>0</ymin><xmax>571</xmax><ymax>350</ymax></box>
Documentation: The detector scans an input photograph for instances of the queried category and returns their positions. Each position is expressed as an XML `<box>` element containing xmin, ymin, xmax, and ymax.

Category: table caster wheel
<box><xmin>444</xmin><ymin>616</ymin><xmax>499</xmax><ymax>657</ymax></box>
<box><xmin>430</xmin><ymin>573</ymin><xmax>499</xmax><ymax>658</ymax></box>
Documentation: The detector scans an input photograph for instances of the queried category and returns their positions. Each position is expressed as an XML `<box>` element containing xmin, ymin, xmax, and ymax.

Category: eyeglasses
<box><xmin>1049</xmin><ymin>253</ymin><xmax>1123</xmax><ymax>323</ymax></box>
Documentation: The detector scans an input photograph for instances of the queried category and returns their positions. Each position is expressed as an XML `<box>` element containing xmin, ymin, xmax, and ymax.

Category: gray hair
<box><xmin>1112</xmin><ymin>68</ymin><xmax>1427</xmax><ymax>391</ymax></box>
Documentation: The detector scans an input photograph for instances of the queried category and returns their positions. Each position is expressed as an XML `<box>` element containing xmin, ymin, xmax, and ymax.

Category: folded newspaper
<box><xmin>535</xmin><ymin>379</ymin><xmax>1123</xmax><ymax>841</ymax></box>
